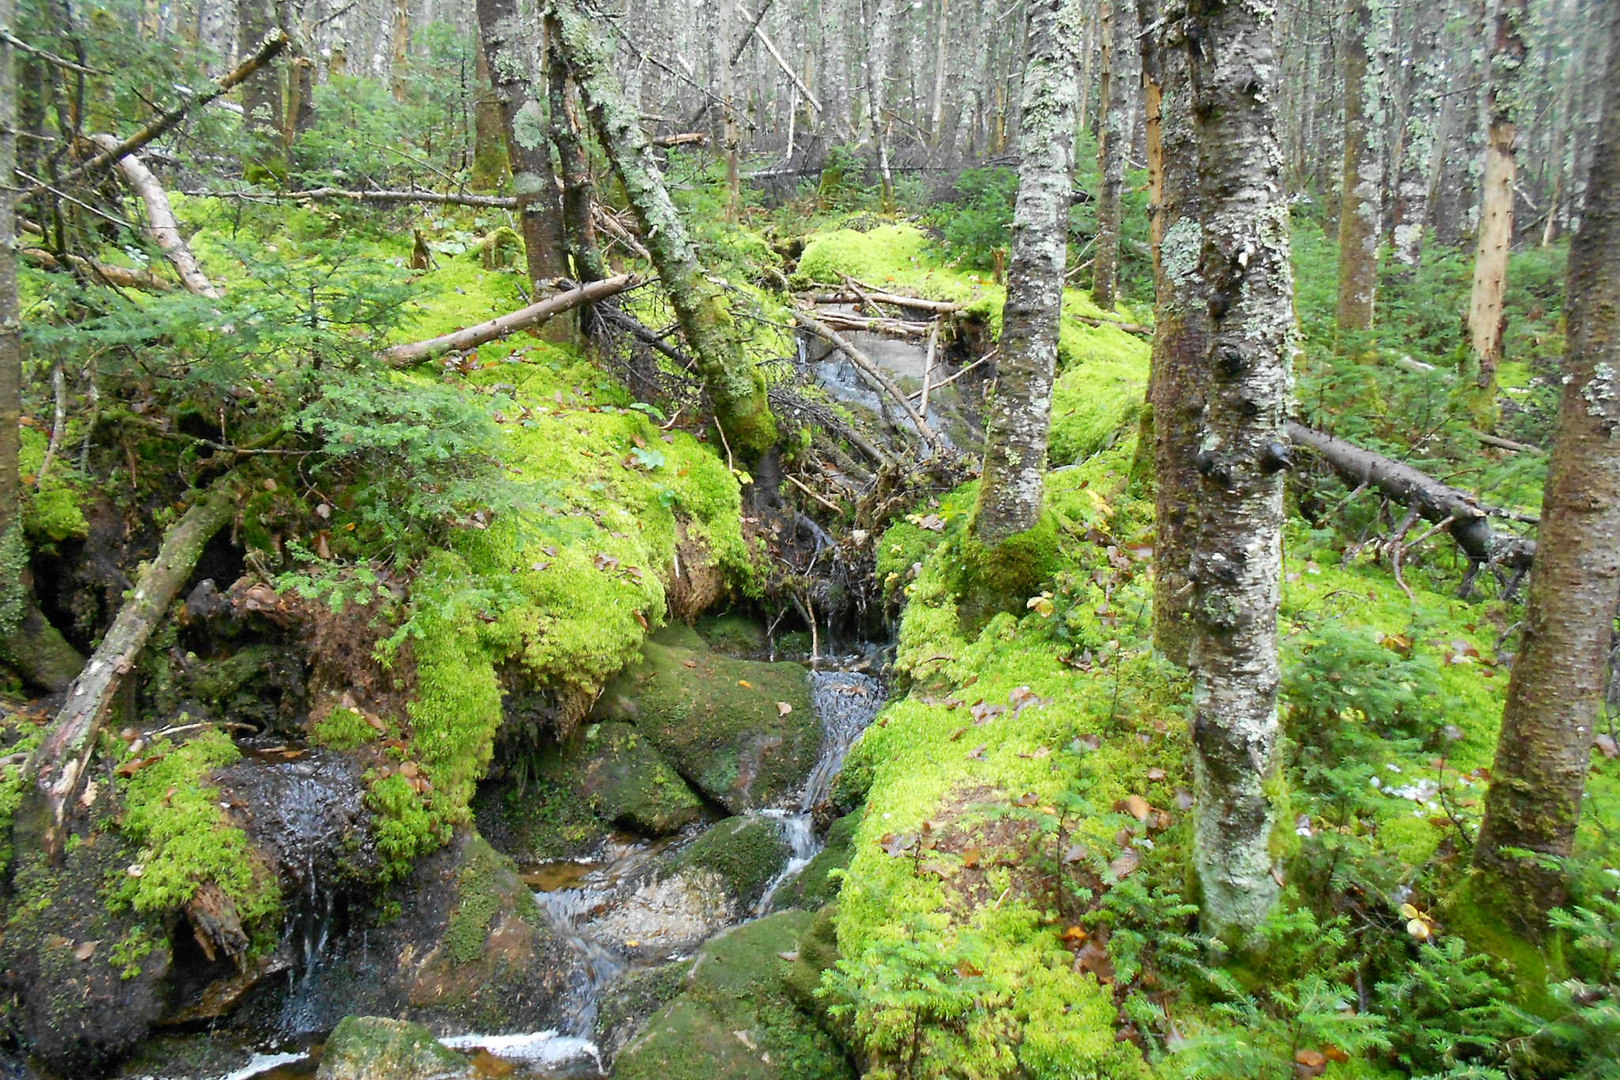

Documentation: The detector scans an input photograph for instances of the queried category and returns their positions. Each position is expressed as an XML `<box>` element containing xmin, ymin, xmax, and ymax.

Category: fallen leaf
<box><xmin>683</xmin><ymin>659</ymin><xmax>698</xmax><ymax>669</ymax></box>
<box><xmin>967</xmin><ymin>743</ymin><xmax>988</xmax><ymax>760</ymax></box>
<box><xmin>948</xmin><ymin>726</ymin><xmax>969</xmax><ymax>741</ymax></box>
<box><xmin>777</xmin><ymin>951</ymin><xmax>799</xmax><ymax>962</ymax></box>
<box><xmin>1073</xmin><ymin>938</ymin><xmax>1115</xmax><ymax>983</ymax></box>
<box><xmin>1014</xmin><ymin>792</ymin><xmax>1041</xmax><ymax>807</ymax></box>
<box><xmin>961</xmin><ymin>847</ymin><xmax>983</xmax><ymax>868</ymax></box>
<box><xmin>881</xmin><ymin>833</ymin><xmax>917</xmax><ymax>857</ymax></box>
<box><xmin>1060</xmin><ymin>925</ymin><xmax>1089</xmax><ymax>947</ymax></box>
<box><xmin>1596</xmin><ymin>733</ymin><xmax>1619</xmax><ymax>759</ymax></box>
<box><xmin>1062</xmin><ymin>843</ymin><xmax>1089</xmax><ymax>864</ymax></box>
<box><xmin>777</xmin><ymin>701</ymin><xmax>794</xmax><ymax>716</ymax></box>
<box><xmin>1145</xmin><ymin>767</ymin><xmax>1166</xmax><ymax>781</ymax></box>
<box><xmin>1324</xmin><ymin>1046</ymin><xmax>1349</xmax><ymax>1063</ymax></box>
<box><xmin>738</xmin><ymin>679</ymin><xmax>753</xmax><ymax>689</ymax></box>
<box><xmin>1122</xmin><ymin>794</ymin><xmax>1152</xmax><ymax>822</ymax></box>
<box><xmin>1175</xmin><ymin>788</ymin><xmax>1195</xmax><ymax>810</ymax></box>
<box><xmin>1109</xmin><ymin>849</ymin><xmax>1141</xmax><ymax>880</ymax></box>
<box><xmin>955</xmin><ymin>960</ymin><xmax>983</xmax><ymax>978</ymax></box>
<box><xmin>73</xmin><ymin>940</ymin><xmax>100</xmax><ymax>961</ymax></box>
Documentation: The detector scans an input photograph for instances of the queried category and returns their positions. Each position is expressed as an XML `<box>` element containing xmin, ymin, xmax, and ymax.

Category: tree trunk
<box><xmin>548</xmin><ymin>0</ymin><xmax>777</xmax><ymax>456</ymax></box>
<box><xmin>1092</xmin><ymin>0</ymin><xmax>1124</xmax><ymax>309</ymax></box>
<box><xmin>24</xmin><ymin>480</ymin><xmax>238</xmax><ymax>856</ymax></box>
<box><xmin>1334</xmin><ymin>0</ymin><xmax>1379</xmax><ymax>336</ymax></box>
<box><xmin>390</xmin><ymin>0</ymin><xmax>412</xmax><ymax>101</ymax></box>
<box><xmin>470</xmin><ymin>36</ymin><xmax>510</xmax><ymax>192</ymax></box>
<box><xmin>928</xmin><ymin>0</ymin><xmax>949</xmax><ymax>150</ymax></box>
<box><xmin>971</xmin><ymin>0</ymin><xmax>1080</xmax><ymax>545</ymax></box>
<box><xmin>1473</xmin><ymin>1</ymin><xmax>1620</xmax><ymax>936</ymax></box>
<box><xmin>1183</xmin><ymin>0</ymin><xmax>1294</xmax><ymax>939</ymax></box>
<box><xmin>866</xmin><ymin>0</ymin><xmax>896</xmax><ymax>210</ymax></box>
<box><xmin>1465</xmin><ymin>0</ymin><xmax>1529</xmax><ymax>410</ymax></box>
<box><xmin>719</xmin><ymin>0</ymin><xmax>742</xmax><ymax>220</ymax></box>
<box><xmin>1390</xmin><ymin>0</ymin><xmax>1442</xmax><ymax>265</ymax></box>
<box><xmin>89</xmin><ymin>135</ymin><xmax>223</xmax><ymax>298</ymax></box>
<box><xmin>1137</xmin><ymin>0</ymin><xmax>1208</xmax><ymax>668</ymax></box>
<box><xmin>1429</xmin><ymin>0</ymin><xmax>1486</xmax><ymax>248</ymax></box>
<box><xmin>545</xmin><ymin>27</ymin><xmax>608</xmax><ymax>287</ymax></box>
<box><xmin>238</xmin><ymin>0</ymin><xmax>287</xmax><ymax>180</ymax></box>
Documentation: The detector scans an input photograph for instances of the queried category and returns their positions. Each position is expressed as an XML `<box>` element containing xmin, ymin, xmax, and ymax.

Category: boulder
<box><xmin>551</xmin><ymin>722</ymin><xmax>704</xmax><ymax>836</ymax></box>
<box><xmin>593</xmin><ymin>633</ymin><xmax>819</xmax><ymax>813</ymax></box>
<box><xmin>316</xmin><ymin>1016</ymin><xmax>470</xmax><ymax>1080</ymax></box>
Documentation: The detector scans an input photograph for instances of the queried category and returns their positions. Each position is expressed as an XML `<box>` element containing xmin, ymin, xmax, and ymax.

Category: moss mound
<box><xmin>317</xmin><ymin>1016</ymin><xmax>469</xmax><ymax>1080</ymax></box>
<box><xmin>673</xmin><ymin>816</ymin><xmax>794</xmax><ymax>910</ymax></box>
<box><xmin>548</xmin><ymin>721</ymin><xmax>705</xmax><ymax>836</ymax></box>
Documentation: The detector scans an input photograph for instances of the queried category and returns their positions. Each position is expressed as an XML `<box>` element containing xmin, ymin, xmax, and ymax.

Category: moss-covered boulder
<box><xmin>594</xmin><ymin>634</ymin><xmax>819</xmax><ymax>813</ymax></box>
<box><xmin>613</xmin><ymin>911</ymin><xmax>853</xmax><ymax>1080</ymax></box>
<box><xmin>316</xmin><ymin>1016</ymin><xmax>471</xmax><ymax>1080</ymax></box>
<box><xmin>673</xmin><ymin>816</ymin><xmax>793</xmax><ymax>909</ymax></box>
<box><xmin>551</xmin><ymin>721</ymin><xmax>704</xmax><ymax>836</ymax></box>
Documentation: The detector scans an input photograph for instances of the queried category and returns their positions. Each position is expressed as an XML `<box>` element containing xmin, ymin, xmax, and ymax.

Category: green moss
<box><xmin>549</xmin><ymin>721</ymin><xmax>704</xmax><ymax>835</ymax></box>
<box><xmin>17</xmin><ymin>428</ymin><xmax>88</xmax><ymax>545</ymax></box>
<box><xmin>111</xmin><ymin>731</ymin><xmax>281</xmax><ymax>944</ymax></box>
<box><xmin>312</xmin><ymin>706</ymin><xmax>383</xmax><ymax>751</ymax></box>
<box><xmin>320</xmin><ymin>1016</ymin><xmax>467</xmax><ymax>1080</ymax></box>
<box><xmin>444</xmin><ymin>836</ymin><xmax>508</xmax><ymax>964</ymax></box>
<box><xmin>674</xmin><ymin>816</ymin><xmax>793</xmax><ymax>907</ymax></box>
<box><xmin>793</xmin><ymin>224</ymin><xmax>932</xmax><ymax>287</ymax></box>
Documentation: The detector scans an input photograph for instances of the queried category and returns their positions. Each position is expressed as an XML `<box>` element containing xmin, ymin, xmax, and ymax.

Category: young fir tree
<box><xmin>971</xmin><ymin>0</ymin><xmax>1080</xmax><ymax>544</ymax></box>
<box><xmin>1182</xmin><ymin>0</ymin><xmax>1295</xmax><ymax>938</ymax></box>
<box><xmin>1473</xmin><ymin>0</ymin><xmax>1620</xmax><ymax>935</ymax></box>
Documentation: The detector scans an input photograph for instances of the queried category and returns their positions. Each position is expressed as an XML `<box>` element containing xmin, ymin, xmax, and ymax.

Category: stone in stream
<box><xmin>316</xmin><ymin>1016</ymin><xmax>471</xmax><ymax>1080</ymax></box>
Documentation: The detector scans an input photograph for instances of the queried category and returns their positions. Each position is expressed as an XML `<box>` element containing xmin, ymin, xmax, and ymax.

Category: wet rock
<box><xmin>213</xmin><ymin>748</ymin><xmax>376</xmax><ymax>894</ymax></box>
<box><xmin>0</xmin><ymin>819</ymin><xmax>172</xmax><ymax>1077</ymax></box>
<box><xmin>612</xmin><ymin>911</ymin><xmax>853</xmax><ymax>1080</ymax></box>
<box><xmin>594</xmin><ymin>961</ymin><xmax>694</xmax><ymax>1062</ymax></box>
<box><xmin>316</xmin><ymin>1016</ymin><xmax>471</xmax><ymax>1080</ymax></box>
<box><xmin>593</xmin><ymin>632</ymin><xmax>819</xmax><ymax>813</ymax></box>
<box><xmin>579</xmin><ymin>817</ymin><xmax>790</xmax><ymax>963</ymax></box>
<box><xmin>553</xmin><ymin>722</ymin><xmax>704</xmax><ymax>837</ymax></box>
<box><xmin>767</xmin><ymin>810</ymin><xmax>863</xmax><ymax>913</ymax></box>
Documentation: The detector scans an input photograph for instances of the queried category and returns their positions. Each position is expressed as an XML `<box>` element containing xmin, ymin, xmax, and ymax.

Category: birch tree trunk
<box><xmin>1138</xmin><ymin>0</ymin><xmax>1208</xmax><ymax>668</ymax></box>
<box><xmin>1334</xmin><ymin>0</ymin><xmax>1379</xmax><ymax>335</ymax></box>
<box><xmin>1092</xmin><ymin>0</ymin><xmax>1125</xmax><ymax>308</ymax></box>
<box><xmin>1183</xmin><ymin>0</ymin><xmax>1295</xmax><ymax>939</ymax></box>
<box><xmin>1473</xmin><ymin>0</ymin><xmax>1620</xmax><ymax>936</ymax></box>
<box><xmin>972</xmin><ymin>0</ymin><xmax>1080</xmax><ymax>544</ymax></box>
<box><xmin>1465</xmin><ymin>0</ymin><xmax>1529</xmax><ymax>410</ymax></box>
<box><xmin>548</xmin><ymin>0</ymin><xmax>777</xmax><ymax>455</ymax></box>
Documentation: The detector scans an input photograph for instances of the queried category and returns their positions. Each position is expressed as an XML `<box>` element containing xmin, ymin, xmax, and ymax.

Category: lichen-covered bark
<box><xmin>474</xmin><ymin>0</ymin><xmax>570</xmax><ymax>304</ymax></box>
<box><xmin>548</xmin><ymin>0</ymin><xmax>776</xmax><ymax>455</ymax></box>
<box><xmin>1473</xmin><ymin>0</ymin><xmax>1620</xmax><ymax>935</ymax></box>
<box><xmin>238</xmin><ymin>0</ymin><xmax>286</xmax><ymax>179</ymax></box>
<box><xmin>1334</xmin><ymin>0</ymin><xmax>1380</xmax><ymax>334</ymax></box>
<box><xmin>1390</xmin><ymin>1</ymin><xmax>1442</xmax><ymax>265</ymax></box>
<box><xmin>1429</xmin><ymin>0</ymin><xmax>1486</xmax><ymax>247</ymax></box>
<box><xmin>972</xmin><ymin>0</ymin><xmax>1081</xmax><ymax>544</ymax></box>
<box><xmin>1138</xmin><ymin>0</ymin><xmax>1208</xmax><ymax>667</ymax></box>
<box><xmin>1092</xmin><ymin>0</ymin><xmax>1125</xmax><ymax>309</ymax></box>
<box><xmin>866</xmin><ymin>0</ymin><xmax>897</xmax><ymax>209</ymax></box>
<box><xmin>1183</xmin><ymin>0</ymin><xmax>1294</xmax><ymax>938</ymax></box>
<box><xmin>0</xmin><ymin>0</ymin><xmax>21</xmax><ymax>641</ymax></box>
<box><xmin>1466</xmin><ymin>0</ymin><xmax>1528</xmax><ymax>399</ymax></box>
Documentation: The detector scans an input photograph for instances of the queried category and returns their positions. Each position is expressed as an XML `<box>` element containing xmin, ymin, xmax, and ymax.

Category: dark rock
<box><xmin>550</xmin><ymin>722</ymin><xmax>704</xmax><ymax>837</ymax></box>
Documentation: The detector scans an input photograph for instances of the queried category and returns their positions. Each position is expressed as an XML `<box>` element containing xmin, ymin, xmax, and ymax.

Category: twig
<box><xmin>909</xmin><ymin>353</ymin><xmax>992</xmax><ymax>400</ymax></box>
<box><xmin>36</xmin><ymin>359</ymin><xmax>67</xmax><ymax>489</ymax></box>
<box><xmin>796</xmin><ymin>310</ymin><xmax>944</xmax><ymax>454</ymax></box>
<box><xmin>149</xmin><ymin>720</ymin><xmax>259</xmax><ymax>739</ymax></box>
<box><xmin>785</xmin><ymin>472</ymin><xmax>841</xmax><ymax>513</ymax></box>
<box><xmin>0</xmin><ymin>29</ymin><xmax>106</xmax><ymax>75</ymax></box>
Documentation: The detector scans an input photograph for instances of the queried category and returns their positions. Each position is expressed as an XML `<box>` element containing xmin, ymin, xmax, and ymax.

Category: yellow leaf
<box><xmin>738</xmin><ymin>679</ymin><xmax>753</xmax><ymax>689</ymax></box>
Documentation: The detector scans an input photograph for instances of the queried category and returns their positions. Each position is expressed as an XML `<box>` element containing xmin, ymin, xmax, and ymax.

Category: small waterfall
<box><xmin>755</xmin><ymin>669</ymin><xmax>885</xmax><ymax>913</ymax></box>
<box><xmin>530</xmin><ymin>882</ymin><xmax>628</xmax><ymax>1037</ymax></box>
<box><xmin>277</xmin><ymin>852</ymin><xmax>337</xmax><ymax>1038</ymax></box>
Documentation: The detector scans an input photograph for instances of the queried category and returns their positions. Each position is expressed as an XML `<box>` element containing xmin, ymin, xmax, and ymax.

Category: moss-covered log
<box><xmin>546</xmin><ymin>0</ymin><xmax>777</xmax><ymax>456</ymax></box>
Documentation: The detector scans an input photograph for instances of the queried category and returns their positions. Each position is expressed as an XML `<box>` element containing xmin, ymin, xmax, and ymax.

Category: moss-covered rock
<box><xmin>594</xmin><ymin>635</ymin><xmax>819</xmax><ymax>813</ymax></box>
<box><xmin>613</xmin><ymin>911</ymin><xmax>853</xmax><ymax>1080</ymax></box>
<box><xmin>316</xmin><ymin>1016</ymin><xmax>471</xmax><ymax>1080</ymax></box>
<box><xmin>551</xmin><ymin>721</ymin><xmax>704</xmax><ymax>836</ymax></box>
<box><xmin>673</xmin><ymin>816</ymin><xmax>793</xmax><ymax>909</ymax></box>
<box><xmin>594</xmin><ymin>959</ymin><xmax>695</xmax><ymax>1060</ymax></box>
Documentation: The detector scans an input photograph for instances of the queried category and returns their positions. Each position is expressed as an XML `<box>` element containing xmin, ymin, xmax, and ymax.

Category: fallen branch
<box><xmin>784</xmin><ymin>472</ymin><xmax>842</xmax><ymax>513</ymax></box>
<box><xmin>653</xmin><ymin>132</ymin><xmax>709</xmax><ymax>147</ymax></box>
<box><xmin>90</xmin><ymin>135</ymin><xmax>220</xmax><ymax>298</ymax></box>
<box><xmin>806</xmin><ymin>288</ymin><xmax>966</xmax><ymax>314</ymax></box>
<box><xmin>592</xmin><ymin>205</ymin><xmax>651</xmax><ymax>260</ymax></box>
<box><xmin>810</xmin><ymin>310</ymin><xmax>934</xmax><ymax>337</ymax></box>
<box><xmin>1073</xmin><ymin>312</ymin><xmax>1151</xmax><ymax>337</ymax></box>
<box><xmin>1474</xmin><ymin>429</ymin><xmax>1546</xmax><ymax>455</ymax></box>
<box><xmin>256</xmin><ymin>187</ymin><xmax>518</xmax><ymax>208</ymax></box>
<box><xmin>796</xmin><ymin>311</ymin><xmax>944</xmax><ymax>454</ymax></box>
<box><xmin>37</xmin><ymin>31</ymin><xmax>287</xmax><ymax>197</ymax></box>
<box><xmin>910</xmin><ymin>352</ymin><xmax>993</xmax><ymax>400</ymax></box>
<box><xmin>21</xmin><ymin>246</ymin><xmax>173</xmax><ymax>291</ymax></box>
<box><xmin>25</xmin><ymin>479</ymin><xmax>239</xmax><ymax>855</ymax></box>
<box><xmin>1289</xmin><ymin>422</ymin><xmax>1536</xmax><ymax>571</ymax></box>
<box><xmin>382</xmin><ymin>273</ymin><xmax>638</xmax><ymax>365</ymax></box>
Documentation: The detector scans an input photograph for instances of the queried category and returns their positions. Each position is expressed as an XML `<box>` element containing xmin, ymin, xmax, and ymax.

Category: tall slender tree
<box><xmin>1183</xmin><ymin>0</ymin><xmax>1295</xmax><ymax>937</ymax></box>
<box><xmin>1335</xmin><ymin>0</ymin><xmax>1380</xmax><ymax>335</ymax></box>
<box><xmin>1092</xmin><ymin>0</ymin><xmax>1125</xmax><ymax>308</ymax></box>
<box><xmin>972</xmin><ymin>0</ymin><xmax>1080</xmax><ymax>544</ymax></box>
<box><xmin>1473</xmin><ymin>0</ymin><xmax>1620</xmax><ymax>936</ymax></box>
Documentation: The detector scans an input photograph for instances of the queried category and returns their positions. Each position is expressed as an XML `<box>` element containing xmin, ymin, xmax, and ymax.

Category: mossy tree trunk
<box><xmin>470</xmin><ymin>37</ymin><xmax>511</xmax><ymax>192</ymax></box>
<box><xmin>548</xmin><ymin>0</ymin><xmax>777</xmax><ymax>456</ymax></box>
<box><xmin>971</xmin><ymin>0</ymin><xmax>1081</xmax><ymax>545</ymax></box>
<box><xmin>1137</xmin><ymin>0</ymin><xmax>1208</xmax><ymax>668</ymax></box>
<box><xmin>1092</xmin><ymin>0</ymin><xmax>1125</xmax><ymax>309</ymax></box>
<box><xmin>1473</xmin><ymin>1</ymin><xmax>1620</xmax><ymax>936</ymax></box>
<box><xmin>1465</xmin><ymin>0</ymin><xmax>1529</xmax><ymax>414</ymax></box>
<box><xmin>1334</xmin><ymin>0</ymin><xmax>1379</xmax><ymax>337</ymax></box>
<box><xmin>1183</xmin><ymin>0</ymin><xmax>1295</xmax><ymax>939</ymax></box>
<box><xmin>544</xmin><ymin>28</ymin><xmax>608</xmax><ymax>287</ymax></box>
<box><xmin>238</xmin><ymin>0</ymin><xmax>287</xmax><ymax>181</ymax></box>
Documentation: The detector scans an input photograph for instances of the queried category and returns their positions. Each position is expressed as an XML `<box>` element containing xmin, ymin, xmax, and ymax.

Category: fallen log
<box><xmin>25</xmin><ymin>479</ymin><xmax>238</xmax><ymax>855</ymax></box>
<box><xmin>1073</xmin><ymin>312</ymin><xmax>1151</xmax><ymax>337</ymax></box>
<box><xmin>1289</xmin><ymin>421</ymin><xmax>1536</xmax><ymax>569</ymax></box>
<box><xmin>21</xmin><ymin>246</ymin><xmax>172</xmax><ymax>291</ymax></box>
<box><xmin>653</xmin><ymin>132</ymin><xmax>709</xmax><ymax>148</ymax></box>
<box><xmin>810</xmin><ymin>310</ymin><xmax>934</xmax><ymax>337</ymax></box>
<box><xmin>806</xmin><ymin>288</ymin><xmax>965</xmax><ymax>314</ymax></box>
<box><xmin>796</xmin><ymin>311</ymin><xmax>944</xmax><ymax>454</ymax></box>
<box><xmin>36</xmin><ymin>32</ymin><xmax>287</xmax><ymax>198</ymax></box>
<box><xmin>382</xmin><ymin>273</ymin><xmax>638</xmax><ymax>365</ymax></box>
<box><xmin>90</xmin><ymin>135</ymin><xmax>220</xmax><ymax>298</ymax></box>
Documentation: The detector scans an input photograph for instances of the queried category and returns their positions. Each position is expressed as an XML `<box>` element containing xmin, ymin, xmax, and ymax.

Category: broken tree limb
<box><xmin>1073</xmin><ymin>312</ymin><xmax>1151</xmax><ymax>337</ymax></box>
<box><xmin>796</xmin><ymin>311</ymin><xmax>944</xmax><ymax>454</ymax></box>
<box><xmin>21</xmin><ymin>246</ymin><xmax>173</xmax><ymax>291</ymax></box>
<box><xmin>36</xmin><ymin>32</ymin><xmax>288</xmax><ymax>197</ymax></box>
<box><xmin>734</xmin><ymin>2</ymin><xmax>822</xmax><ymax>112</ymax></box>
<box><xmin>652</xmin><ymin>132</ymin><xmax>709</xmax><ymax>147</ymax></box>
<box><xmin>224</xmin><ymin>187</ymin><xmax>519</xmax><ymax>208</ymax></box>
<box><xmin>382</xmin><ymin>273</ymin><xmax>638</xmax><ymax>365</ymax></box>
<box><xmin>90</xmin><ymin>135</ymin><xmax>220</xmax><ymax>298</ymax></box>
<box><xmin>1289</xmin><ymin>421</ymin><xmax>1536</xmax><ymax>569</ymax></box>
<box><xmin>809</xmin><ymin>310</ymin><xmax>934</xmax><ymax>337</ymax></box>
<box><xmin>806</xmin><ymin>288</ymin><xmax>966</xmax><ymax>314</ymax></box>
<box><xmin>25</xmin><ymin>479</ymin><xmax>238</xmax><ymax>855</ymax></box>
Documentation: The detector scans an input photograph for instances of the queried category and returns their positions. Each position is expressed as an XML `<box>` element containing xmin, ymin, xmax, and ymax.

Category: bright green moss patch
<box><xmin>17</xmin><ymin>428</ymin><xmax>89</xmax><ymax>545</ymax></box>
<box><xmin>312</xmin><ymin>706</ymin><xmax>383</xmax><ymax>751</ymax></box>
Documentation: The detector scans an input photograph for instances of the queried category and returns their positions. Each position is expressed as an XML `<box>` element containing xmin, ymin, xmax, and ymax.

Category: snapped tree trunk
<box><xmin>548</xmin><ymin>0</ymin><xmax>777</xmax><ymax>456</ymax></box>
<box><xmin>89</xmin><ymin>135</ymin><xmax>222</xmax><ymax>298</ymax></box>
<box><xmin>1183</xmin><ymin>0</ymin><xmax>1294</xmax><ymax>939</ymax></box>
<box><xmin>1334</xmin><ymin>0</ymin><xmax>1380</xmax><ymax>336</ymax></box>
<box><xmin>971</xmin><ymin>0</ymin><xmax>1080</xmax><ymax>545</ymax></box>
<box><xmin>1473</xmin><ymin>0</ymin><xmax>1620</xmax><ymax>935</ymax></box>
<box><xmin>1092</xmin><ymin>0</ymin><xmax>1125</xmax><ymax>308</ymax></box>
<box><xmin>1137</xmin><ymin>0</ymin><xmax>1208</xmax><ymax>667</ymax></box>
<box><xmin>1466</xmin><ymin>0</ymin><xmax>1529</xmax><ymax>409</ymax></box>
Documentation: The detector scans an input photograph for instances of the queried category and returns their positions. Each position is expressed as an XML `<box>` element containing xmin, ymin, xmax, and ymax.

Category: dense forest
<box><xmin>0</xmin><ymin>0</ymin><xmax>1616</xmax><ymax>1077</ymax></box>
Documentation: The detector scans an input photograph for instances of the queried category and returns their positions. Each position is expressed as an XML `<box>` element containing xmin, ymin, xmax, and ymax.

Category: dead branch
<box><xmin>89</xmin><ymin>135</ymin><xmax>220</xmax><ymax>298</ymax></box>
<box><xmin>37</xmin><ymin>31</ymin><xmax>288</xmax><ymax>197</ymax></box>
<box><xmin>25</xmin><ymin>479</ymin><xmax>239</xmax><ymax>855</ymax></box>
<box><xmin>810</xmin><ymin>310</ymin><xmax>934</xmax><ymax>337</ymax></box>
<box><xmin>653</xmin><ymin>132</ymin><xmax>709</xmax><ymax>147</ymax></box>
<box><xmin>382</xmin><ymin>274</ymin><xmax>638</xmax><ymax>365</ymax></box>
<box><xmin>20</xmin><ymin>246</ymin><xmax>172</xmax><ymax>291</ymax></box>
<box><xmin>1073</xmin><ymin>312</ymin><xmax>1152</xmax><ymax>337</ymax></box>
<box><xmin>735</xmin><ymin>2</ymin><xmax>822</xmax><ymax>112</ymax></box>
<box><xmin>806</xmin><ymin>288</ymin><xmax>966</xmax><ymax>314</ymax></box>
<box><xmin>796</xmin><ymin>311</ymin><xmax>944</xmax><ymax>454</ymax></box>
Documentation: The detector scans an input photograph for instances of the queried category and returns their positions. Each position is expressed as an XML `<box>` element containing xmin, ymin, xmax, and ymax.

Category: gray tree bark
<box><xmin>1183</xmin><ymin>0</ymin><xmax>1295</xmax><ymax>939</ymax></box>
<box><xmin>1473</xmin><ymin>0</ymin><xmax>1620</xmax><ymax>935</ymax></box>
<box><xmin>1092</xmin><ymin>0</ymin><xmax>1125</xmax><ymax>308</ymax></box>
<box><xmin>972</xmin><ymin>0</ymin><xmax>1080</xmax><ymax>544</ymax></box>
<box><xmin>1334</xmin><ymin>0</ymin><xmax>1380</xmax><ymax>335</ymax></box>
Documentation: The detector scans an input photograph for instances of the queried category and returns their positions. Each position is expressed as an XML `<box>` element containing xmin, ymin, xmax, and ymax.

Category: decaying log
<box><xmin>21</xmin><ymin>246</ymin><xmax>172</xmax><ymax>291</ymax></box>
<box><xmin>809</xmin><ymin>310</ymin><xmax>934</xmax><ymax>337</ymax></box>
<box><xmin>90</xmin><ymin>135</ymin><xmax>220</xmax><ymax>298</ymax></box>
<box><xmin>264</xmin><ymin>187</ymin><xmax>519</xmax><ymax>208</ymax></box>
<box><xmin>382</xmin><ymin>273</ymin><xmax>638</xmax><ymax>365</ymax></box>
<box><xmin>26</xmin><ymin>480</ymin><xmax>238</xmax><ymax>854</ymax></box>
<box><xmin>653</xmin><ymin>132</ymin><xmax>709</xmax><ymax>147</ymax></box>
<box><xmin>796</xmin><ymin>311</ymin><xmax>944</xmax><ymax>454</ymax></box>
<box><xmin>1289</xmin><ymin>421</ymin><xmax>1536</xmax><ymax>568</ymax></box>
<box><xmin>36</xmin><ymin>32</ymin><xmax>288</xmax><ymax>198</ymax></box>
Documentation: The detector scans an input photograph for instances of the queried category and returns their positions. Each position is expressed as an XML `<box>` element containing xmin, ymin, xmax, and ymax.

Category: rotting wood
<box><xmin>382</xmin><ymin>274</ymin><xmax>638</xmax><ymax>365</ymax></box>
<box><xmin>795</xmin><ymin>311</ymin><xmax>944</xmax><ymax>454</ymax></box>
<box><xmin>24</xmin><ymin>478</ymin><xmax>238</xmax><ymax>856</ymax></box>
<box><xmin>89</xmin><ymin>135</ymin><xmax>220</xmax><ymax>298</ymax></box>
